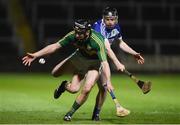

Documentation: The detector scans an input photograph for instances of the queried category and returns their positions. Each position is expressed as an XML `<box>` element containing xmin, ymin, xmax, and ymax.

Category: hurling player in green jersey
<box><xmin>52</xmin><ymin>20</ymin><xmax>129</xmax><ymax>121</ymax></box>
<box><xmin>22</xmin><ymin>19</ymin><xmax>118</xmax><ymax>121</ymax></box>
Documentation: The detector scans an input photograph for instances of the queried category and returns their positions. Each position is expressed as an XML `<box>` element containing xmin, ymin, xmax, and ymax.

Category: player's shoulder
<box><xmin>91</xmin><ymin>29</ymin><xmax>103</xmax><ymax>38</ymax></box>
<box><xmin>93</xmin><ymin>19</ymin><xmax>102</xmax><ymax>26</ymax></box>
<box><xmin>65</xmin><ymin>30</ymin><xmax>75</xmax><ymax>37</ymax></box>
<box><xmin>115</xmin><ymin>23</ymin><xmax>121</xmax><ymax>29</ymax></box>
<box><xmin>91</xmin><ymin>29</ymin><xmax>104</xmax><ymax>43</ymax></box>
<box><xmin>60</xmin><ymin>30</ymin><xmax>75</xmax><ymax>42</ymax></box>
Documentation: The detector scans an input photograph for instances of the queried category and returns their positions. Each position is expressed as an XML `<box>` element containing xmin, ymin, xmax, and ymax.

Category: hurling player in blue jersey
<box><xmin>92</xmin><ymin>6</ymin><xmax>144</xmax><ymax>63</ymax></box>
<box><xmin>91</xmin><ymin>6</ymin><xmax>145</xmax><ymax>120</ymax></box>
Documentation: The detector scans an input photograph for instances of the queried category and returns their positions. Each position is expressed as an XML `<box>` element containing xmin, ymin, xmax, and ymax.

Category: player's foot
<box><xmin>64</xmin><ymin>114</ymin><xmax>72</xmax><ymax>121</ymax></box>
<box><xmin>116</xmin><ymin>106</ymin><xmax>130</xmax><ymax>117</ymax></box>
<box><xmin>92</xmin><ymin>114</ymin><xmax>100</xmax><ymax>121</ymax></box>
<box><xmin>142</xmin><ymin>82</ymin><xmax>152</xmax><ymax>94</ymax></box>
<box><xmin>54</xmin><ymin>80</ymin><xmax>67</xmax><ymax>99</ymax></box>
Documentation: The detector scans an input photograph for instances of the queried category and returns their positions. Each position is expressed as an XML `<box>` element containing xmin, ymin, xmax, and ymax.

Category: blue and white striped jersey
<box><xmin>92</xmin><ymin>19</ymin><xmax>122</xmax><ymax>45</ymax></box>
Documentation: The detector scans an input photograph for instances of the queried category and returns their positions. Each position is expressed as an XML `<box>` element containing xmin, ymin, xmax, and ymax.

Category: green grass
<box><xmin>0</xmin><ymin>73</ymin><xmax>180</xmax><ymax>124</ymax></box>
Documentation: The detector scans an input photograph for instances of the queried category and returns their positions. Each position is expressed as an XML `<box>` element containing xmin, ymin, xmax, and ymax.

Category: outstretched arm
<box><xmin>118</xmin><ymin>39</ymin><xmax>144</xmax><ymax>64</ymax></box>
<box><xmin>22</xmin><ymin>42</ymin><xmax>61</xmax><ymax>66</ymax></box>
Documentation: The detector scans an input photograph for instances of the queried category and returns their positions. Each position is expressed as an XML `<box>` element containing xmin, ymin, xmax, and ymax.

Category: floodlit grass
<box><xmin>0</xmin><ymin>73</ymin><xmax>180</xmax><ymax>124</ymax></box>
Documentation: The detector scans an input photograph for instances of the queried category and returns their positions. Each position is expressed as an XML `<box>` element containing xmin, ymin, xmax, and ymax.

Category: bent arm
<box><xmin>105</xmin><ymin>39</ymin><xmax>125</xmax><ymax>71</ymax></box>
<box><xmin>119</xmin><ymin>39</ymin><xmax>145</xmax><ymax>64</ymax></box>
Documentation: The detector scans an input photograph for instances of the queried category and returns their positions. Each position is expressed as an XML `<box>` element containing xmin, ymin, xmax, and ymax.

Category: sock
<box><xmin>93</xmin><ymin>107</ymin><xmax>100</xmax><ymax>117</ymax></box>
<box><xmin>66</xmin><ymin>101</ymin><xmax>81</xmax><ymax>117</ymax></box>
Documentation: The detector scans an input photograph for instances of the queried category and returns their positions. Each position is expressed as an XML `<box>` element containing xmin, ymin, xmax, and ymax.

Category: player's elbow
<box><xmin>49</xmin><ymin>43</ymin><xmax>61</xmax><ymax>53</ymax></box>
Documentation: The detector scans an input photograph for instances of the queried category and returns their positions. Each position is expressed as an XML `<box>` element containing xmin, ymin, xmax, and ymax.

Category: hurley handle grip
<box><xmin>124</xmin><ymin>69</ymin><xmax>132</xmax><ymax>77</ymax></box>
<box><xmin>124</xmin><ymin>69</ymin><xmax>139</xmax><ymax>83</ymax></box>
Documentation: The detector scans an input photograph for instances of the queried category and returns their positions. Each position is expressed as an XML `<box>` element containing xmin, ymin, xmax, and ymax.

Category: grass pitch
<box><xmin>0</xmin><ymin>73</ymin><xmax>180</xmax><ymax>124</ymax></box>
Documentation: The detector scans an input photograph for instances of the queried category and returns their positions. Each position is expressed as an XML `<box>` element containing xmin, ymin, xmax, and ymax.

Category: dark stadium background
<box><xmin>0</xmin><ymin>0</ymin><xmax>180</xmax><ymax>72</ymax></box>
<box><xmin>1</xmin><ymin>0</ymin><xmax>180</xmax><ymax>124</ymax></box>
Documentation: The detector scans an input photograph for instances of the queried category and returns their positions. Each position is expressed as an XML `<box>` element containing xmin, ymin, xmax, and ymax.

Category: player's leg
<box><xmin>64</xmin><ymin>70</ymin><xmax>99</xmax><ymax>121</ymax></box>
<box><xmin>54</xmin><ymin>51</ymin><xmax>84</xmax><ymax>99</ymax></box>
<box><xmin>92</xmin><ymin>73</ymin><xmax>107</xmax><ymax>121</ymax></box>
<box><xmin>92</xmin><ymin>81</ymin><xmax>107</xmax><ymax>120</ymax></box>
<box><xmin>54</xmin><ymin>74</ymin><xmax>83</xmax><ymax>99</ymax></box>
<box><xmin>92</xmin><ymin>71</ymin><xmax>130</xmax><ymax>119</ymax></box>
<box><xmin>51</xmin><ymin>57</ymin><xmax>71</xmax><ymax>77</ymax></box>
<box><xmin>65</xmin><ymin>74</ymin><xmax>84</xmax><ymax>93</ymax></box>
<box><xmin>52</xmin><ymin>50</ymin><xmax>78</xmax><ymax>77</ymax></box>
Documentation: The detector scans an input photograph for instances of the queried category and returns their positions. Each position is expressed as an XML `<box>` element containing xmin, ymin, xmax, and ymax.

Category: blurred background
<box><xmin>0</xmin><ymin>0</ymin><xmax>180</xmax><ymax>73</ymax></box>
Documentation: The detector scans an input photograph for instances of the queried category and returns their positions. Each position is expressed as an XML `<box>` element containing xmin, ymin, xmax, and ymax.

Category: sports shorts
<box><xmin>69</xmin><ymin>51</ymin><xmax>102</xmax><ymax>75</ymax></box>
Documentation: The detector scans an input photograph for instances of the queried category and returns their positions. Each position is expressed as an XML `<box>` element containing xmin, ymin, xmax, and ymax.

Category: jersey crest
<box><xmin>107</xmin><ymin>29</ymin><xmax>119</xmax><ymax>38</ymax></box>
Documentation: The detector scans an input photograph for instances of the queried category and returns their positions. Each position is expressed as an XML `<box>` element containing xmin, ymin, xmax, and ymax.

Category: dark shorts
<box><xmin>70</xmin><ymin>52</ymin><xmax>102</xmax><ymax>75</ymax></box>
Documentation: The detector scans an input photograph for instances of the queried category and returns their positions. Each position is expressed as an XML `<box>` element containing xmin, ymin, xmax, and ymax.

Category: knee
<box><xmin>82</xmin><ymin>86</ymin><xmax>92</xmax><ymax>95</ymax></box>
<box><xmin>70</xmin><ymin>88</ymin><xmax>79</xmax><ymax>94</ymax></box>
<box><xmin>68</xmin><ymin>85</ymin><xmax>80</xmax><ymax>94</ymax></box>
<box><xmin>51</xmin><ymin>72</ymin><xmax>58</xmax><ymax>77</ymax></box>
<box><xmin>51</xmin><ymin>70</ymin><xmax>61</xmax><ymax>77</ymax></box>
<box><xmin>99</xmin><ymin>88</ymin><xmax>107</xmax><ymax>95</ymax></box>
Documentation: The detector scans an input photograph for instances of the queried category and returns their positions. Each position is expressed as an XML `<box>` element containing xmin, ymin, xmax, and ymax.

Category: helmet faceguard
<box><xmin>74</xmin><ymin>19</ymin><xmax>91</xmax><ymax>35</ymax></box>
<box><xmin>74</xmin><ymin>19</ymin><xmax>91</xmax><ymax>41</ymax></box>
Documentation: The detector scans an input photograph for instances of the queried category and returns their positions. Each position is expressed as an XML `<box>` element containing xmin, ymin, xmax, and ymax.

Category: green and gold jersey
<box><xmin>57</xmin><ymin>29</ymin><xmax>107</xmax><ymax>61</ymax></box>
